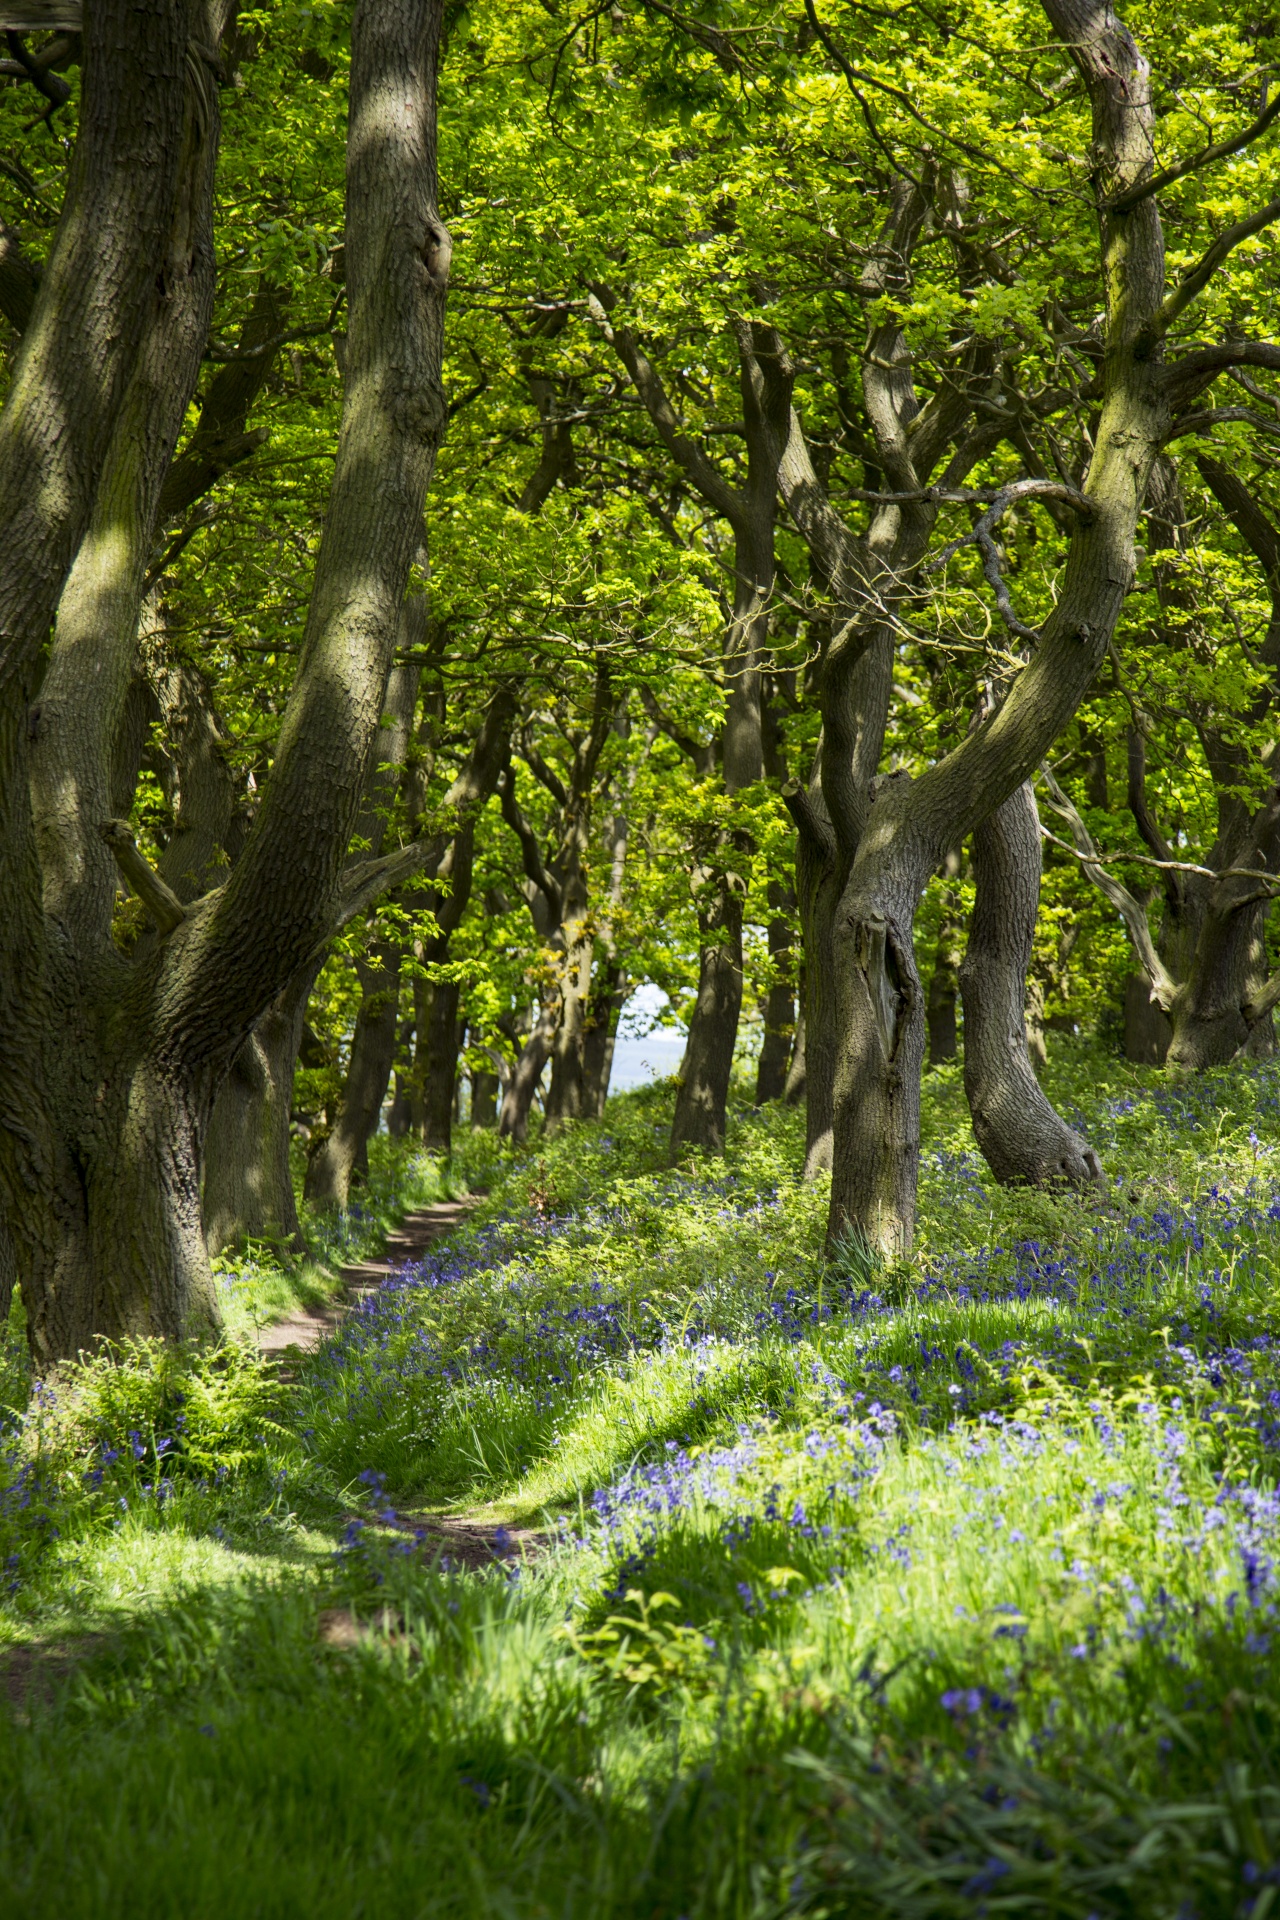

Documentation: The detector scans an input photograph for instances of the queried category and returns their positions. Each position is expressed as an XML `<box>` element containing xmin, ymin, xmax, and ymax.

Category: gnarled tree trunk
<box><xmin>824</xmin><ymin>0</ymin><xmax>1174</xmax><ymax>1258</ymax></box>
<box><xmin>959</xmin><ymin>784</ymin><xmax>1101</xmax><ymax>1186</ymax></box>
<box><xmin>2</xmin><ymin>0</ymin><xmax>454</xmax><ymax>1362</ymax></box>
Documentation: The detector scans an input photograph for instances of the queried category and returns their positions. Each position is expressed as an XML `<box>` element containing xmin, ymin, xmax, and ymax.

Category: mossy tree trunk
<box><xmin>0</xmin><ymin>0</ymin><xmax>455</xmax><ymax>1362</ymax></box>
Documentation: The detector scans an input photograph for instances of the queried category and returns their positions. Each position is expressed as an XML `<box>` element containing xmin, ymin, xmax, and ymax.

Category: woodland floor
<box><xmin>254</xmin><ymin>1197</ymin><xmax>477</xmax><ymax>1359</ymax></box>
<box><xmin>5</xmin><ymin>1049</ymin><xmax>1280</xmax><ymax>1916</ymax></box>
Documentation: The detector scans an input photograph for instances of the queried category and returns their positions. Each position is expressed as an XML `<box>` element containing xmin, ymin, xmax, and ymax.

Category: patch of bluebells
<box><xmin>576</xmin><ymin>1406</ymin><xmax>896</xmax><ymax>1603</ymax></box>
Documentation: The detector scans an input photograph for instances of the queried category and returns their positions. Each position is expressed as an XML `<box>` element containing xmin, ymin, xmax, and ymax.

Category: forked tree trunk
<box><xmin>959</xmin><ymin>784</ymin><xmax>1102</xmax><ymax>1186</ymax></box>
<box><xmin>498</xmin><ymin>1001</ymin><xmax>557</xmax><ymax>1143</ymax></box>
<box><xmin>825</xmin><ymin>0</ymin><xmax>1172</xmax><ymax>1258</ymax></box>
<box><xmin>204</xmin><ymin>976</ymin><xmax>311</xmax><ymax>1254</ymax></box>
<box><xmin>2</xmin><ymin>0</ymin><xmax>454</xmax><ymax>1361</ymax></box>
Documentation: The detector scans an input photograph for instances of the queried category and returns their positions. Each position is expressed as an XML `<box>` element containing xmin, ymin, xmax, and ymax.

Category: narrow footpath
<box><xmin>255</xmin><ymin>1199</ymin><xmax>474</xmax><ymax>1359</ymax></box>
<box><xmin>255</xmin><ymin>1195</ymin><xmax>542</xmax><ymax>1574</ymax></box>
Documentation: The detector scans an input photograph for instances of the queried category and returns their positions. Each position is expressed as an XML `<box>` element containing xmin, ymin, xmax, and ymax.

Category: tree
<box><xmin>0</xmin><ymin>0</ymin><xmax>454</xmax><ymax>1360</ymax></box>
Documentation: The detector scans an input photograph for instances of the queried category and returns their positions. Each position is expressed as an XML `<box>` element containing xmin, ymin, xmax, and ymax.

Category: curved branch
<box><xmin>1165</xmin><ymin>341</ymin><xmax>1280</xmax><ymax>410</ymax></box>
<box><xmin>586</xmin><ymin>287</ymin><xmax>745</xmax><ymax>530</ymax></box>
<box><xmin>782</xmin><ymin>776</ymin><xmax>836</xmax><ymax>862</ymax></box>
<box><xmin>1105</xmin><ymin>91</ymin><xmax>1280</xmax><ymax>215</ymax></box>
<box><xmin>498</xmin><ymin>763</ymin><xmax>563</xmax><ymax>922</ymax></box>
<box><xmin>1037</xmin><ymin>767</ymin><xmax>1178</xmax><ymax>1009</ymax></box>
<box><xmin>1145</xmin><ymin>197</ymin><xmax>1280</xmax><ymax>344</ymax></box>
<box><xmin>99</xmin><ymin>819</ymin><xmax>187</xmax><ymax>935</ymax></box>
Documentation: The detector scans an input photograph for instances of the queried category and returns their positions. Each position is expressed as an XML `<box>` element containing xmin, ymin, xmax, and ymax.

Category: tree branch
<box><xmin>334</xmin><ymin>832</ymin><xmax>447</xmax><ymax>929</ymax></box>
<box><xmin>638</xmin><ymin>684</ymin><xmax>714</xmax><ymax>771</ymax></box>
<box><xmin>518</xmin><ymin>732</ymin><xmax>568</xmax><ymax>807</ymax></box>
<box><xmin>498</xmin><ymin>763</ymin><xmax>563</xmax><ymax>923</ymax></box>
<box><xmin>585</xmin><ymin>287</ymin><xmax>746</xmax><ymax>529</ymax></box>
<box><xmin>1168</xmin><ymin>404</ymin><xmax>1280</xmax><ymax>444</ymax></box>
<box><xmin>1104</xmin><ymin>91</ymin><xmax>1280</xmax><ymax>214</ymax></box>
<box><xmin>1126</xmin><ymin>727</ymin><xmax>1180</xmax><ymax>906</ymax></box>
<box><xmin>1148</xmin><ymin>197</ymin><xmax>1280</xmax><ymax>344</ymax></box>
<box><xmin>1245</xmin><ymin>967</ymin><xmax>1280</xmax><ymax>1025</ymax></box>
<box><xmin>1036</xmin><ymin>768</ymin><xmax>1180</xmax><ymax>1008</ymax></box>
<box><xmin>781</xmin><ymin>776</ymin><xmax>836</xmax><ymax>861</ymax></box>
<box><xmin>98</xmin><ymin>819</ymin><xmax>188</xmax><ymax>936</ymax></box>
<box><xmin>1165</xmin><ymin>340</ymin><xmax>1280</xmax><ymax>410</ymax></box>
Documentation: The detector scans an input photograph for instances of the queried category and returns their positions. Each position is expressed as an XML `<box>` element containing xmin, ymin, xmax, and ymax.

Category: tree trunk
<box><xmin>795</xmin><ymin>818</ymin><xmax>839</xmax><ymax>1174</ymax></box>
<box><xmin>926</xmin><ymin>876</ymin><xmax>962</xmax><ymax>1066</ymax></box>
<box><xmin>783</xmin><ymin>994</ymin><xmax>806</xmax><ymax>1106</ymax></box>
<box><xmin>498</xmin><ymin>1002</ymin><xmax>557</xmax><ymax>1143</ymax></box>
<box><xmin>755</xmin><ymin>887</ymin><xmax>796</xmax><ymax>1103</ymax></box>
<box><xmin>581</xmin><ymin>962</ymin><xmax>626</xmax><ymax>1119</ymax></box>
<box><xmin>544</xmin><ymin>921</ymin><xmax>592</xmax><ymax>1133</ymax></box>
<box><xmin>959</xmin><ymin>784</ymin><xmax>1102</xmax><ymax>1186</ymax></box>
<box><xmin>3</xmin><ymin>0</ymin><xmax>454</xmax><ymax>1361</ymax></box>
<box><xmin>388</xmin><ymin>1023</ymin><xmax>415</xmax><ymax>1135</ymax></box>
<box><xmin>670</xmin><ymin>866</ymin><xmax>745</xmax><ymax>1159</ymax></box>
<box><xmin>1124</xmin><ymin>974</ymin><xmax>1172</xmax><ymax>1063</ymax></box>
<box><xmin>203</xmin><ymin>977</ymin><xmax>311</xmax><ymax>1255</ymax></box>
<box><xmin>827</xmin><ymin>0</ymin><xmax>1171</xmax><ymax>1258</ymax></box>
<box><xmin>470</xmin><ymin>1067</ymin><xmax>499</xmax><ymax>1129</ymax></box>
<box><xmin>421</xmin><ymin>979</ymin><xmax>463</xmax><ymax>1153</ymax></box>
<box><xmin>1166</xmin><ymin>893</ymin><xmax>1275</xmax><ymax>1070</ymax></box>
<box><xmin>304</xmin><ymin>943</ymin><xmax>402</xmax><ymax>1207</ymax></box>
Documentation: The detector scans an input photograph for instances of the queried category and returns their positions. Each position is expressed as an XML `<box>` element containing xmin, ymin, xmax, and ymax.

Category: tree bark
<box><xmin>419</xmin><ymin>978</ymin><xmax>463</xmax><ymax>1153</ymax></box>
<box><xmin>670</xmin><ymin>862</ymin><xmax>745</xmax><ymax>1159</ymax></box>
<box><xmin>926</xmin><ymin>870</ymin><xmax>962</xmax><ymax>1066</ymax></box>
<box><xmin>1124</xmin><ymin>973</ymin><xmax>1172</xmax><ymax>1063</ymax></box>
<box><xmin>783</xmin><ymin>993</ymin><xmax>806</xmax><ymax>1106</ymax></box>
<box><xmin>470</xmin><ymin>1065</ymin><xmax>499</xmax><ymax>1129</ymax></box>
<box><xmin>755</xmin><ymin>883</ymin><xmax>796</xmax><ymax>1103</ymax></box>
<box><xmin>826</xmin><ymin>0</ymin><xmax>1173</xmax><ymax>1257</ymax></box>
<box><xmin>3</xmin><ymin>0</ymin><xmax>453</xmax><ymax>1362</ymax></box>
<box><xmin>498</xmin><ymin>1001</ymin><xmax>557</xmax><ymax>1143</ymax></box>
<box><xmin>203</xmin><ymin>974</ymin><xmax>311</xmax><ymax>1255</ymax></box>
<box><xmin>959</xmin><ymin>784</ymin><xmax>1102</xmax><ymax>1186</ymax></box>
<box><xmin>582</xmin><ymin>961</ymin><xmax>626</xmax><ymax>1118</ymax></box>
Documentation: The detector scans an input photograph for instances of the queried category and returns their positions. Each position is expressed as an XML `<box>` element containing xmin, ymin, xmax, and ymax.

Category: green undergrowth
<box><xmin>8</xmin><ymin>1046</ymin><xmax>1280</xmax><ymax>1913</ymax></box>
<box><xmin>211</xmin><ymin>1133</ymin><xmax>461</xmax><ymax>1342</ymax></box>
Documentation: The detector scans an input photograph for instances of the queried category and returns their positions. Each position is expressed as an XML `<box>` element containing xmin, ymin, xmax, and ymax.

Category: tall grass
<box><xmin>5</xmin><ymin>1046</ymin><xmax>1280</xmax><ymax>1915</ymax></box>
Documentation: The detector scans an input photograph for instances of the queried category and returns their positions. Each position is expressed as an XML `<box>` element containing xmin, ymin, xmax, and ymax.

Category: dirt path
<box><xmin>255</xmin><ymin>1197</ymin><xmax>475</xmax><ymax>1360</ymax></box>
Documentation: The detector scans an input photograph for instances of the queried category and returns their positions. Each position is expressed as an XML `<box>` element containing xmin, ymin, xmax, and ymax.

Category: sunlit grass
<box><xmin>7</xmin><ymin>1044</ymin><xmax>1280</xmax><ymax>1913</ymax></box>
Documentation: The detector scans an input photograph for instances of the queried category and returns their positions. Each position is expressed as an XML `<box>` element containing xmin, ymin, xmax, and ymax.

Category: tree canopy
<box><xmin>3</xmin><ymin>0</ymin><xmax>1280</xmax><ymax>1353</ymax></box>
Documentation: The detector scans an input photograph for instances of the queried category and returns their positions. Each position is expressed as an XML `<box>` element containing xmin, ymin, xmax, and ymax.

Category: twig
<box><xmin>1038</xmin><ymin>823</ymin><xmax>1280</xmax><ymax>893</ymax></box>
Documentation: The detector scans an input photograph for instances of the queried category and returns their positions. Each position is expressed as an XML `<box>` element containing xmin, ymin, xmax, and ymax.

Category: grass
<box><xmin>6</xmin><ymin>1045</ymin><xmax>1280</xmax><ymax>1913</ymax></box>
